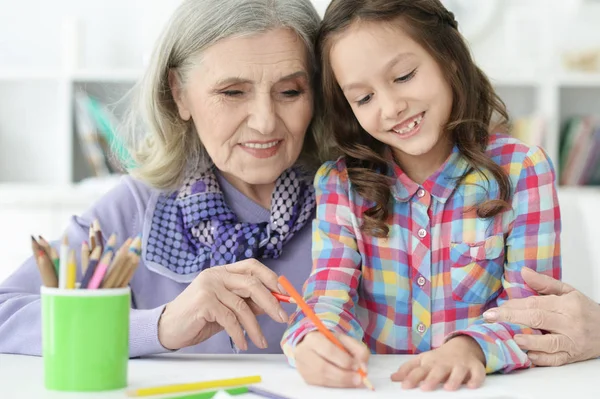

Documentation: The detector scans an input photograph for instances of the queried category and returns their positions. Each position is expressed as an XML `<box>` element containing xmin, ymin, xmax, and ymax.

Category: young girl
<box><xmin>281</xmin><ymin>0</ymin><xmax>561</xmax><ymax>392</ymax></box>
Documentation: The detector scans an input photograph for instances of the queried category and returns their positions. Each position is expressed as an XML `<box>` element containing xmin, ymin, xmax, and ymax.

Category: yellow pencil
<box><xmin>66</xmin><ymin>250</ymin><xmax>77</xmax><ymax>289</ymax></box>
<box><xmin>126</xmin><ymin>375</ymin><xmax>262</xmax><ymax>397</ymax></box>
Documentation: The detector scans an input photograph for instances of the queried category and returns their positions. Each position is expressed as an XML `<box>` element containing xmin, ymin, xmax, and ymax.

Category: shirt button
<box><xmin>418</xmin><ymin>228</ymin><xmax>427</xmax><ymax>238</ymax></box>
<box><xmin>417</xmin><ymin>276</ymin><xmax>426</xmax><ymax>287</ymax></box>
<box><xmin>417</xmin><ymin>188</ymin><xmax>425</xmax><ymax>198</ymax></box>
<box><xmin>417</xmin><ymin>323</ymin><xmax>426</xmax><ymax>334</ymax></box>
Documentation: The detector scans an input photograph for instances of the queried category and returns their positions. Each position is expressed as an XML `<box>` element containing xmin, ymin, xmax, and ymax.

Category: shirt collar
<box><xmin>387</xmin><ymin>145</ymin><xmax>470</xmax><ymax>204</ymax></box>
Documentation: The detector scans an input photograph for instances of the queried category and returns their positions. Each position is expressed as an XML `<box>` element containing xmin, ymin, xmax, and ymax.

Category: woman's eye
<box><xmin>222</xmin><ymin>90</ymin><xmax>244</xmax><ymax>97</ymax></box>
<box><xmin>357</xmin><ymin>94</ymin><xmax>372</xmax><ymax>106</ymax></box>
<box><xmin>394</xmin><ymin>69</ymin><xmax>417</xmax><ymax>83</ymax></box>
<box><xmin>282</xmin><ymin>90</ymin><xmax>302</xmax><ymax>97</ymax></box>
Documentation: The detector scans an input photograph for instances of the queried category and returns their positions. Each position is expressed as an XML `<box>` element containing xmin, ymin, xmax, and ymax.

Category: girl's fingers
<box><xmin>337</xmin><ymin>333</ymin><xmax>370</xmax><ymax>365</ymax></box>
<box><xmin>402</xmin><ymin>366</ymin><xmax>429</xmax><ymax>389</ymax></box>
<box><xmin>307</xmin><ymin>333</ymin><xmax>356</xmax><ymax>371</ymax></box>
<box><xmin>443</xmin><ymin>365</ymin><xmax>469</xmax><ymax>391</ymax></box>
<box><xmin>421</xmin><ymin>365</ymin><xmax>452</xmax><ymax>391</ymax></box>
<box><xmin>295</xmin><ymin>335</ymin><xmax>362</xmax><ymax>388</ymax></box>
<box><xmin>466</xmin><ymin>365</ymin><xmax>486</xmax><ymax>389</ymax></box>
<box><xmin>391</xmin><ymin>357</ymin><xmax>420</xmax><ymax>382</ymax></box>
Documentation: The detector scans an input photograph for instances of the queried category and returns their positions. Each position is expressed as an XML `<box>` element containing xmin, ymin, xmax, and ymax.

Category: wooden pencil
<box><xmin>81</xmin><ymin>241</ymin><xmax>90</xmax><ymax>275</ymax></box>
<box><xmin>66</xmin><ymin>250</ymin><xmax>77</xmax><ymax>289</ymax></box>
<box><xmin>104</xmin><ymin>233</ymin><xmax>117</xmax><ymax>253</ymax></box>
<box><xmin>118</xmin><ymin>252</ymin><xmax>140</xmax><ymax>288</ymax></box>
<box><xmin>35</xmin><ymin>249</ymin><xmax>58</xmax><ymax>288</ymax></box>
<box><xmin>87</xmin><ymin>250</ymin><xmax>114</xmax><ymax>289</ymax></box>
<box><xmin>93</xmin><ymin>219</ymin><xmax>103</xmax><ymax>252</ymax></box>
<box><xmin>278</xmin><ymin>275</ymin><xmax>375</xmax><ymax>391</ymax></box>
<box><xmin>58</xmin><ymin>235</ymin><xmax>69</xmax><ymax>289</ymax></box>
<box><xmin>89</xmin><ymin>225</ymin><xmax>96</xmax><ymax>251</ymax></box>
<box><xmin>37</xmin><ymin>236</ymin><xmax>59</xmax><ymax>274</ymax></box>
<box><xmin>117</xmin><ymin>236</ymin><xmax>142</xmax><ymax>287</ymax></box>
<box><xmin>100</xmin><ymin>238</ymin><xmax>132</xmax><ymax>288</ymax></box>
<box><xmin>80</xmin><ymin>246</ymin><xmax>102</xmax><ymax>289</ymax></box>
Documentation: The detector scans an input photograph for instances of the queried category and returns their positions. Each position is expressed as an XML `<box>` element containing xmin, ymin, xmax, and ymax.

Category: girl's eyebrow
<box><xmin>341</xmin><ymin>52</ymin><xmax>416</xmax><ymax>93</ymax></box>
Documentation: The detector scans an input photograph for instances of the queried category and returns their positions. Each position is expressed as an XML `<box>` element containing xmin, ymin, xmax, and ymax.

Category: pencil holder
<box><xmin>41</xmin><ymin>286</ymin><xmax>130</xmax><ymax>391</ymax></box>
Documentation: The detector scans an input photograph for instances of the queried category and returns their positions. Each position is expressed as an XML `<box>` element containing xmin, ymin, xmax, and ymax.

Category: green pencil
<box><xmin>163</xmin><ymin>386</ymin><xmax>249</xmax><ymax>399</ymax></box>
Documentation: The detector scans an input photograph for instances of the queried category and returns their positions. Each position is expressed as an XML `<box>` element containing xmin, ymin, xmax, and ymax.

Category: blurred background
<box><xmin>0</xmin><ymin>0</ymin><xmax>599</xmax><ymax>300</ymax></box>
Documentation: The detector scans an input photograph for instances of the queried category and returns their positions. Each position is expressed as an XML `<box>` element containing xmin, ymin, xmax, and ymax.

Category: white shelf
<box><xmin>70</xmin><ymin>69</ymin><xmax>143</xmax><ymax>83</ymax></box>
<box><xmin>557</xmin><ymin>72</ymin><xmax>600</xmax><ymax>87</ymax></box>
<box><xmin>0</xmin><ymin>70</ymin><xmax>59</xmax><ymax>81</ymax></box>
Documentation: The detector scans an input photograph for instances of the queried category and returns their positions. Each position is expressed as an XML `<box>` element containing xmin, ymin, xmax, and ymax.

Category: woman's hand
<box><xmin>294</xmin><ymin>331</ymin><xmax>370</xmax><ymax>388</ymax></box>
<box><xmin>483</xmin><ymin>267</ymin><xmax>600</xmax><ymax>366</ymax></box>
<box><xmin>157</xmin><ymin>259</ymin><xmax>289</xmax><ymax>351</ymax></box>
<box><xmin>391</xmin><ymin>336</ymin><xmax>486</xmax><ymax>391</ymax></box>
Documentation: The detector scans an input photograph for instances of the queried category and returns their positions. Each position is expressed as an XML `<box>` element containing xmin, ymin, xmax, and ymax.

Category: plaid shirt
<box><xmin>281</xmin><ymin>134</ymin><xmax>561</xmax><ymax>374</ymax></box>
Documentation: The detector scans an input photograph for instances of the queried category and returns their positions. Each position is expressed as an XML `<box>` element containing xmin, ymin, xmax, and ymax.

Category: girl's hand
<box><xmin>294</xmin><ymin>331</ymin><xmax>370</xmax><ymax>388</ymax></box>
<box><xmin>391</xmin><ymin>336</ymin><xmax>486</xmax><ymax>391</ymax></box>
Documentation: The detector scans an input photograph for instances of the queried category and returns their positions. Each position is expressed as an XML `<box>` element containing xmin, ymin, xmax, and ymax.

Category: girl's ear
<box><xmin>168</xmin><ymin>69</ymin><xmax>191</xmax><ymax>121</ymax></box>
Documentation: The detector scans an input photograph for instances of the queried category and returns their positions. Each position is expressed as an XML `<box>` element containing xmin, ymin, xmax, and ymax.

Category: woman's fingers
<box><xmin>217</xmin><ymin>289</ymin><xmax>267</xmax><ymax>349</ymax></box>
<box><xmin>207</xmin><ymin>300</ymin><xmax>247</xmax><ymax>351</ymax></box>
<box><xmin>224</xmin><ymin>259</ymin><xmax>281</xmax><ymax>293</ymax></box>
<box><xmin>224</xmin><ymin>272</ymin><xmax>288</xmax><ymax>323</ymax></box>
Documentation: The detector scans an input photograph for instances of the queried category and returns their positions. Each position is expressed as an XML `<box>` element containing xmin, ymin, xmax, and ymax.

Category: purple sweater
<box><xmin>0</xmin><ymin>175</ymin><xmax>313</xmax><ymax>357</ymax></box>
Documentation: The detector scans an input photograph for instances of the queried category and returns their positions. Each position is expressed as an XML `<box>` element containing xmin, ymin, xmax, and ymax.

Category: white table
<box><xmin>0</xmin><ymin>354</ymin><xmax>598</xmax><ymax>399</ymax></box>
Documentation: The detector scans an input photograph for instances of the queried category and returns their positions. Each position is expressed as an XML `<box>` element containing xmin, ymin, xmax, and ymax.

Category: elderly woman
<box><xmin>0</xmin><ymin>0</ymin><xmax>323</xmax><ymax>357</ymax></box>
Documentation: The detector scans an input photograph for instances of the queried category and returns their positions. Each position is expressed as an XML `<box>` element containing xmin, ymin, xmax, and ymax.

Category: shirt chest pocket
<box><xmin>449</xmin><ymin>235</ymin><xmax>505</xmax><ymax>304</ymax></box>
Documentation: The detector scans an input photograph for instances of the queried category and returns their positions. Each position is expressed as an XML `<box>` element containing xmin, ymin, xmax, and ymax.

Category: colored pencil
<box><xmin>89</xmin><ymin>225</ymin><xmax>96</xmax><ymax>251</ymax></box>
<box><xmin>35</xmin><ymin>249</ymin><xmax>58</xmax><ymax>288</ymax></box>
<box><xmin>277</xmin><ymin>275</ymin><xmax>374</xmax><ymax>391</ymax></box>
<box><xmin>87</xmin><ymin>250</ymin><xmax>114</xmax><ymax>289</ymax></box>
<box><xmin>37</xmin><ymin>236</ymin><xmax>59</xmax><ymax>274</ymax></box>
<box><xmin>126</xmin><ymin>376</ymin><xmax>262</xmax><ymax>397</ymax></box>
<box><xmin>104</xmin><ymin>233</ymin><xmax>117</xmax><ymax>253</ymax></box>
<box><xmin>247</xmin><ymin>386</ymin><xmax>291</xmax><ymax>399</ymax></box>
<box><xmin>81</xmin><ymin>241</ymin><xmax>90</xmax><ymax>275</ymax></box>
<box><xmin>66</xmin><ymin>250</ymin><xmax>77</xmax><ymax>289</ymax></box>
<box><xmin>271</xmin><ymin>292</ymin><xmax>295</xmax><ymax>304</ymax></box>
<box><xmin>80</xmin><ymin>246</ymin><xmax>102</xmax><ymax>289</ymax></box>
<box><xmin>58</xmin><ymin>235</ymin><xmax>69</xmax><ymax>289</ymax></box>
<box><xmin>93</xmin><ymin>219</ymin><xmax>103</xmax><ymax>252</ymax></box>
<box><xmin>116</xmin><ymin>235</ymin><xmax>141</xmax><ymax>288</ymax></box>
<box><xmin>101</xmin><ymin>237</ymin><xmax>132</xmax><ymax>288</ymax></box>
<box><xmin>162</xmin><ymin>387</ymin><xmax>249</xmax><ymax>399</ymax></box>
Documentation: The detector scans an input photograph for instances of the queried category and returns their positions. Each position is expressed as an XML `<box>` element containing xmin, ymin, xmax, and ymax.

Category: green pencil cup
<box><xmin>41</xmin><ymin>286</ymin><xmax>130</xmax><ymax>392</ymax></box>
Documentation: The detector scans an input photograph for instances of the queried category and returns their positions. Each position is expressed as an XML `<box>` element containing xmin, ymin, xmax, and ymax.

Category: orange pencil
<box><xmin>271</xmin><ymin>292</ymin><xmax>296</xmax><ymax>304</ymax></box>
<box><xmin>277</xmin><ymin>275</ymin><xmax>374</xmax><ymax>391</ymax></box>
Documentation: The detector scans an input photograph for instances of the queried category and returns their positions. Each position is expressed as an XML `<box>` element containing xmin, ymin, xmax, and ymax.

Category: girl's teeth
<box><xmin>394</xmin><ymin>115</ymin><xmax>423</xmax><ymax>135</ymax></box>
<box><xmin>243</xmin><ymin>141</ymin><xmax>279</xmax><ymax>149</ymax></box>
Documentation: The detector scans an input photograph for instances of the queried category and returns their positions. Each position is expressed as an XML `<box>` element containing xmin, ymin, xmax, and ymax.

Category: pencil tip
<box><xmin>62</xmin><ymin>235</ymin><xmax>69</xmax><ymax>245</ymax></box>
<box><xmin>31</xmin><ymin>235</ymin><xmax>37</xmax><ymax>242</ymax></box>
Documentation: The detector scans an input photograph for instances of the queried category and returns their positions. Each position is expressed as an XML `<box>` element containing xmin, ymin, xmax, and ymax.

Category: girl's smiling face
<box><xmin>329</xmin><ymin>20</ymin><xmax>454</xmax><ymax>177</ymax></box>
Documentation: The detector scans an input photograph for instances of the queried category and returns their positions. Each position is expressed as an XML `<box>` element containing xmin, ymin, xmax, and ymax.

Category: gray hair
<box><xmin>122</xmin><ymin>0</ymin><xmax>322</xmax><ymax>190</ymax></box>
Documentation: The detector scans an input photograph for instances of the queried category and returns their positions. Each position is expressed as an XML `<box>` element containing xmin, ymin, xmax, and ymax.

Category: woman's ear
<box><xmin>168</xmin><ymin>69</ymin><xmax>191</xmax><ymax>121</ymax></box>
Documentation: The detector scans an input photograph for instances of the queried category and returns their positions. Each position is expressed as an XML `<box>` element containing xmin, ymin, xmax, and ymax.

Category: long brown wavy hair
<box><xmin>318</xmin><ymin>0</ymin><xmax>512</xmax><ymax>237</ymax></box>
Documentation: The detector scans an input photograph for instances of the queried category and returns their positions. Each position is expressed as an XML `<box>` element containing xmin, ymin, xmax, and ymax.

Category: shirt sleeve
<box><xmin>447</xmin><ymin>146</ymin><xmax>562</xmax><ymax>374</ymax></box>
<box><xmin>281</xmin><ymin>162</ymin><xmax>365</xmax><ymax>365</ymax></box>
<box><xmin>0</xmin><ymin>178</ymin><xmax>170</xmax><ymax>357</ymax></box>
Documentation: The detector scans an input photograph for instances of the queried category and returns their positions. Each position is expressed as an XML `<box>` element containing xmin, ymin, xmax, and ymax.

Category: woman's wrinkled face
<box><xmin>171</xmin><ymin>28</ymin><xmax>313</xmax><ymax>187</ymax></box>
